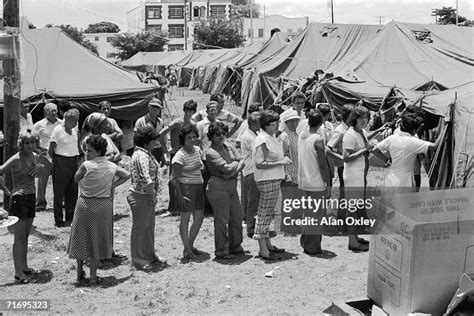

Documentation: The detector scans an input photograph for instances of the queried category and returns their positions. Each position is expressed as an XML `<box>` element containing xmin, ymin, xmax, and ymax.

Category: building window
<box><xmin>169</xmin><ymin>6</ymin><xmax>184</xmax><ymax>19</ymax></box>
<box><xmin>248</xmin><ymin>29</ymin><xmax>251</xmax><ymax>37</ymax></box>
<box><xmin>147</xmin><ymin>6</ymin><xmax>162</xmax><ymax>19</ymax></box>
<box><xmin>193</xmin><ymin>6</ymin><xmax>200</xmax><ymax>17</ymax></box>
<box><xmin>168</xmin><ymin>24</ymin><xmax>184</xmax><ymax>38</ymax></box>
<box><xmin>146</xmin><ymin>25</ymin><xmax>162</xmax><ymax>32</ymax></box>
<box><xmin>94</xmin><ymin>36</ymin><xmax>99</xmax><ymax>41</ymax></box>
<box><xmin>106</xmin><ymin>37</ymin><xmax>114</xmax><ymax>43</ymax></box>
<box><xmin>106</xmin><ymin>53</ymin><xmax>117</xmax><ymax>58</ymax></box>
<box><xmin>168</xmin><ymin>44</ymin><xmax>184</xmax><ymax>51</ymax></box>
<box><xmin>258</xmin><ymin>28</ymin><xmax>264</xmax><ymax>38</ymax></box>
<box><xmin>210</xmin><ymin>5</ymin><xmax>225</xmax><ymax>18</ymax></box>
<box><xmin>200</xmin><ymin>6</ymin><xmax>206</xmax><ymax>17</ymax></box>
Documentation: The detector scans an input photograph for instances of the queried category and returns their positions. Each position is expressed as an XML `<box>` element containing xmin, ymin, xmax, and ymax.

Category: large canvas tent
<box><xmin>326</xmin><ymin>22</ymin><xmax>474</xmax><ymax>89</ymax></box>
<box><xmin>7</xmin><ymin>27</ymin><xmax>157</xmax><ymax>121</ymax></box>
<box><xmin>246</xmin><ymin>23</ymin><xmax>383</xmax><ymax>107</ymax></box>
<box><xmin>122</xmin><ymin>50</ymin><xmax>189</xmax><ymax>75</ymax></box>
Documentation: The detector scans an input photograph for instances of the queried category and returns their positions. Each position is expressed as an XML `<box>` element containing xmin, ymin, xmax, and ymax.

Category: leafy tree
<box><xmin>110</xmin><ymin>31</ymin><xmax>168</xmax><ymax>61</ymax></box>
<box><xmin>432</xmin><ymin>6</ymin><xmax>468</xmax><ymax>25</ymax></box>
<box><xmin>28</xmin><ymin>23</ymin><xmax>36</xmax><ymax>29</ymax></box>
<box><xmin>84</xmin><ymin>21</ymin><xmax>120</xmax><ymax>34</ymax></box>
<box><xmin>231</xmin><ymin>0</ymin><xmax>261</xmax><ymax>18</ymax></box>
<box><xmin>193</xmin><ymin>17</ymin><xmax>245</xmax><ymax>49</ymax></box>
<box><xmin>45</xmin><ymin>24</ymin><xmax>99</xmax><ymax>55</ymax></box>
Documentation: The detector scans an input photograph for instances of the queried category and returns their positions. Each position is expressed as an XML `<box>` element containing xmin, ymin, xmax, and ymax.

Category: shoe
<box><xmin>269</xmin><ymin>246</ymin><xmax>285</xmax><ymax>253</ymax></box>
<box><xmin>230</xmin><ymin>246</ymin><xmax>245</xmax><ymax>255</ymax></box>
<box><xmin>348</xmin><ymin>244</ymin><xmax>369</xmax><ymax>252</ymax></box>
<box><xmin>77</xmin><ymin>270</ymin><xmax>86</xmax><ymax>282</ymax></box>
<box><xmin>55</xmin><ymin>221</ymin><xmax>66</xmax><ymax>227</ymax></box>
<box><xmin>191</xmin><ymin>247</ymin><xmax>206</xmax><ymax>256</ymax></box>
<box><xmin>303</xmin><ymin>249</ymin><xmax>323</xmax><ymax>255</ymax></box>
<box><xmin>357</xmin><ymin>238</ymin><xmax>369</xmax><ymax>245</ymax></box>
<box><xmin>89</xmin><ymin>276</ymin><xmax>102</xmax><ymax>285</ymax></box>
<box><xmin>14</xmin><ymin>276</ymin><xmax>29</xmax><ymax>284</ymax></box>
<box><xmin>65</xmin><ymin>221</ymin><xmax>72</xmax><ymax>227</ymax></box>
<box><xmin>160</xmin><ymin>211</ymin><xmax>172</xmax><ymax>218</ymax></box>
<box><xmin>215</xmin><ymin>253</ymin><xmax>236</xmax><ymax>260</ymax></box>
<box><xmin>23</xmin><ymin>268</ymin><xmax>38</xmax><ymax>275</ymax></box>
<box><xmin>247</xmin><ymin>231</ymin><xmax>254</xmax><ymax>239</ymax></box>
<box><xmin>183</xmin><ymin>249</ymin><xmax>198</xmax><ymax>260</ymax></box>
<box><xmin>257</xmin><ymin>252</ymin><xmax>279</xmax><ymax>260</ymax></box>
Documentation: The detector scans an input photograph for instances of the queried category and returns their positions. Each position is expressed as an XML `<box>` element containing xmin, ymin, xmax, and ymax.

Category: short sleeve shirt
<box><xmin>171</xmin><ymin>146</ymin><xmax>203</xmax><ymax>184</ymax></box>
<box><xmin>50</xmin><ymin>124</ymin><xmax>79</xmax><ymax>157</ymax></box>
<box><xmin>253</xmin><ymin>129</ymin><xmax>285</xmax><ymax>182</ymax></box>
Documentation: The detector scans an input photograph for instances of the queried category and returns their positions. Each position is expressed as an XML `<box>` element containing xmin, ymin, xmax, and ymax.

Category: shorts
<box><xmin>180</xmin><ymin>183</ymin><xmax>203</xmax><ymax>212</ymax></box>
<box><xmin>9</xmin><ymin>193</ymin><xmax>36</xmax><ymax>219</ymax></box>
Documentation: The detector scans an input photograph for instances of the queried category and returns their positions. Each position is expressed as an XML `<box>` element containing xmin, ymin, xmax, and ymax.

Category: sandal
<box><xmin>269</xmin><ymin>246</ymin><xmax>285</xmax><ymax>253</ymax></box>
<box><xmin>257</xmin><ymin>252</ymin><xmax>279</xmax><ymax>261</ymax></box>
<box><xmin>357</xmin><ymin>237</ymin><xmax>370</xmax><ymax>245</ymax></box>
<box><xmin>215</xmin><ymin>253</ymin><xmax>236</xmax><ymax>260</ymax></box>
<box><xmin>14</xmin><ymin>276</ymin><xmax>30</xmax><ymax>284</ymax></box>
<box><xmin>23</xmin><ymin>268</ymin><xmax>38</xmax><ymax>276</ymax></box>
<box><xmin>183</xmin><ymin>249</ymin><xmax>198</xmax><ymax>260</ymax></box>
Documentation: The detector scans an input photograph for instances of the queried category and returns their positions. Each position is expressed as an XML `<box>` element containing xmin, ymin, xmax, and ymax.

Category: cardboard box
<box><xmin>323</xmin><ymin>299</ymin><xmax>388</xmax><ymax>316</ymax></box>
<box><xmin>367</xmin><ymin>188</ymin><xmax>474</xmax><ymax>315</ymax></box>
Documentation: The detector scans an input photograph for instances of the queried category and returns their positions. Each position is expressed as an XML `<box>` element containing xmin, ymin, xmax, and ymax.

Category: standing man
<box><xmin>20</xmin><ymin>101</ymin><xmax>34</xmax><ymax>134</ymax></box>
<box><xmin>134</xmin><ymin>98</ymin><xmax>168</xmax><ymax>165</ymax></box>
<box><xmin>193</xmin><ymin>93</ymin><xmax>242</xmax><ymax>139</ymax></box>
<box><xmin>49</xmin><ymin>108</ymin><xmax>81</xmax><ymax>227</ymax></box>
<box><xmin>298</xmin><ymin>110</ymin><xmax>331</xmax><ymax>255</ymax></box>
<box><xmin>278</xmin><ymin>91</ymin><xmax>305</xmax><ymax>137</ymax></box>
<box><xmin>33</xmin><ymin>103</ymin><xmax>63</xmax><ymax>212</ymax></box>
<box><xmin>98</xmin><ymin>100</ymin><xmax>123</xmax><ymax>144</ymax></box>
<box><xmin>239</xmin><ymin>112</ymin><xmax>260</xmax><ymax>238</ymax></box>
<box><xmin>196</xmin><ymin>102</ymin><xmax>220</xmax><ymax>151</ymax></box>
<box><xmin>159</xmin><ymin>99</ymin><xmax>198</xmax><ymax>216</ymax></box>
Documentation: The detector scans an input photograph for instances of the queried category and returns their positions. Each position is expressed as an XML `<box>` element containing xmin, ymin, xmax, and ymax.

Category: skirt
<box><xmin>67</xmin><ymin>196</ymin><xmax>113</xmax><ymax>260</ymax></box>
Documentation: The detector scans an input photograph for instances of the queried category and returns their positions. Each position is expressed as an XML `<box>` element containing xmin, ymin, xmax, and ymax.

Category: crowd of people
<box><xmin>1</xmin><ymin>89</ymin><xmax>445</xmax><ymax>285</ymax></box>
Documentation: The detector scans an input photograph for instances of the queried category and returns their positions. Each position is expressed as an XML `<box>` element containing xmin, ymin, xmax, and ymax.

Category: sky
<box><xmin>7</xmin><ymin>0</ymin><xmax>474</xmax><ymax>31</ymax></box>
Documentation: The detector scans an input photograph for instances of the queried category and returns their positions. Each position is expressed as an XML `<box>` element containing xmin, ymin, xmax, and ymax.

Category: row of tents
<box><xmin>0</xmin><ymin>21</ymin><xmax>472</xmax><ymax>187</ymax></box>
<box><xmin>122</xmin><ymin>21</ymin><xmax>473</xmax><ymax>188</ymax></box>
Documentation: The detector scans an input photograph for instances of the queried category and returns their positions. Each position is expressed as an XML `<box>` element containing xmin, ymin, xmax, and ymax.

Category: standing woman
<box><xmin>205</xmin><ymin>122</ymin><xmax>245</xmax><ymax>259</ymax></box>
<box><xmin>342</xmin><ymin>105</ymin><xmax>373</xmax><ymax>252</ymax></box>
<box><xmin>127</xmin><ymin>126</ymin><xmax>161</xmax><ymax>270</ymax></box>
<box><xmin>0</xmin><ymin>130</ymin><xmax>44</xmax><ymax>283</ymax></box>
<box><xmin>68</xmin><ymin>135</ymin><xmax>130</xmax><ymax>284</ymax></box>
<box><xmin>170</xmin><ymin>125</ymin><xmax>204</xmax><ymax>259</ymax></box>
<box><xmin>253</xmin><ymin>110</ymin><xmax>292</xmax><ymax>260</ymax></box>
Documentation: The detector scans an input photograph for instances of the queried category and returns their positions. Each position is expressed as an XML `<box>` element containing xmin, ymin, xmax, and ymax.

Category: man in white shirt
<box><xmin>192</xmin><ymin>93</ymin><xmax>242</xmax><ymax>139</ymax></box>
<box><xmin>277</xmin><ymin>91</ymin><xmax>305</xmax><ymax>137</ymax></box>
<box><xmin>239</xmin><ymin>112</ymin><xmax>260</xmax><ymax>238</ymax></box>
<box><xmin>20</xmin><ymin>101</ymin><xmax>34</xmax><ymax>134</ymax></box>
<box><xmin>49</xmin><ymin>108</ymin><xmax>80</xmax><ymax>227</ymax></box>
<box><xmin>196</xmin><ymin>102</ymin><xmax>220</xmax><ymax>151</ymax></box>
<box><xmin>134</xmin><ymin>98</ymin><xmax>167</xmax><ymax>165</ymax></box>
<box><xmin>33</xmin><ymin>103</ymin><xmax>63</xmax><ymax>212</ymax></box>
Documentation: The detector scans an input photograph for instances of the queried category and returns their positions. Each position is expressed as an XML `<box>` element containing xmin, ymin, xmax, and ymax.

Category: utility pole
<box><xmin>328</xmin><ymin>0</ymin><xmax>334</xmax><ymax>24</ymax></box>
<box><xmin>184</xmin><ymin>0</ymin><xmax>187</xmax><ymax>50</ymax></box>
<box><xmin>376</xmin><ymin>16</ymin><xmax>384</xmax><ymax>25</ymax></box>
<box><xmin>250</xmin><ymin>0</ymin><xmax>253</xmax><ymax>42</ymax></box>
<box><xmin>3</xmin><ymin>0</ymin><xmax>21</xmax><ymax>211</ymax></box>
<box><xmin>455</xmin><ymin>0</ymin><xmax>459</xmax><ymax>25</ymax></box>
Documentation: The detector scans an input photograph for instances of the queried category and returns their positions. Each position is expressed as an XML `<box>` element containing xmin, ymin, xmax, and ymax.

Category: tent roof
<box><xmin>122</xmin><ymin>50</ymin><xmax>190</xmax><ymax>72</ymax></box>
<box><xmin>19</xmin><ymin>27</ymin><xmax>155</xmax><ymax>99</ymax></box>
<box><xmin>236</xmin><ymin>32</ymin><xmax>290</xmax><ymax>69</ymax></box>
<box><xmin>326</xmin><ymin>21</ymin><xmax>474</xmax><ymax>89</ymax></box>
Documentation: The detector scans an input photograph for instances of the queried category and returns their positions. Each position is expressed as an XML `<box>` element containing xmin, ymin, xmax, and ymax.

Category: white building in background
<box><xmin>127</xmin><ymin>0</ymin><xmax>232</xmax><ymax>51</ymax></box>
<box><xmin>242</xmin><ymin>14</ymin><xmax>309</xmax><ymax>42</ymax></box>
<box><xmin>83</xmin><ymin>33</ymin><xmax>120</xmax><ymax>63</ymax></box>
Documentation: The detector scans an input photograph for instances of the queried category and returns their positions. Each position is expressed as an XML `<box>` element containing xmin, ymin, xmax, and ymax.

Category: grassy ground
<box><xmin>0</xmin><ymin>88</ymin><xmax>412</xmax><ymax>314</ymax></box>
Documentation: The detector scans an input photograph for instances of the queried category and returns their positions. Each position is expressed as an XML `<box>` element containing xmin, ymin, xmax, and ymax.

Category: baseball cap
<box><xmin>149</xmin><ymin>98</ymin><xmax>163</xmax><ymax>108</ymax></box>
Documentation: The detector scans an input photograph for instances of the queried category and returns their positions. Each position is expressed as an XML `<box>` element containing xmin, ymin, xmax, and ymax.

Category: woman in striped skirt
<box><xmin>67</xmin><ymin>135</ymin><xmax>130</xmax><ymax>284</ymax></box>
<box><xmin>253</xmin><ymin>110</ymin><xmax>292</xmax><ymax>260</ymax></box>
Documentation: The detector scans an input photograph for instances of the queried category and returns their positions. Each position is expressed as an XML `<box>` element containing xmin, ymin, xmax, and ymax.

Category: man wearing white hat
<box><xmin>278</xmin><ymin>110</ymin><xmax>300</xmax><ymax>186</ymax></box>
<box><xmin>134</xmin><ymin>98</ymin><xmax>167</xmax><ymax>165</ymax></box>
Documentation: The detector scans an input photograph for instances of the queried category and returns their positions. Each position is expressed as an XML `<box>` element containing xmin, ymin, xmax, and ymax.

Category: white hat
<box><xmin>283</xmin><ymin>109</ymin><xmax>300</xmax><ymax>122</ymax></box>
<box><xmin>149</xmin><ymin>98</ymin><xmax>163</xmax><ymax>108</ymax></box>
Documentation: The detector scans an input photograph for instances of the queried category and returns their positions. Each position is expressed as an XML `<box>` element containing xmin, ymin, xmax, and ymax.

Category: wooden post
<box><xmin>3</xmin><ymin>0</ymin><xmax>21</xmax><ymax>211</ymax></box>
